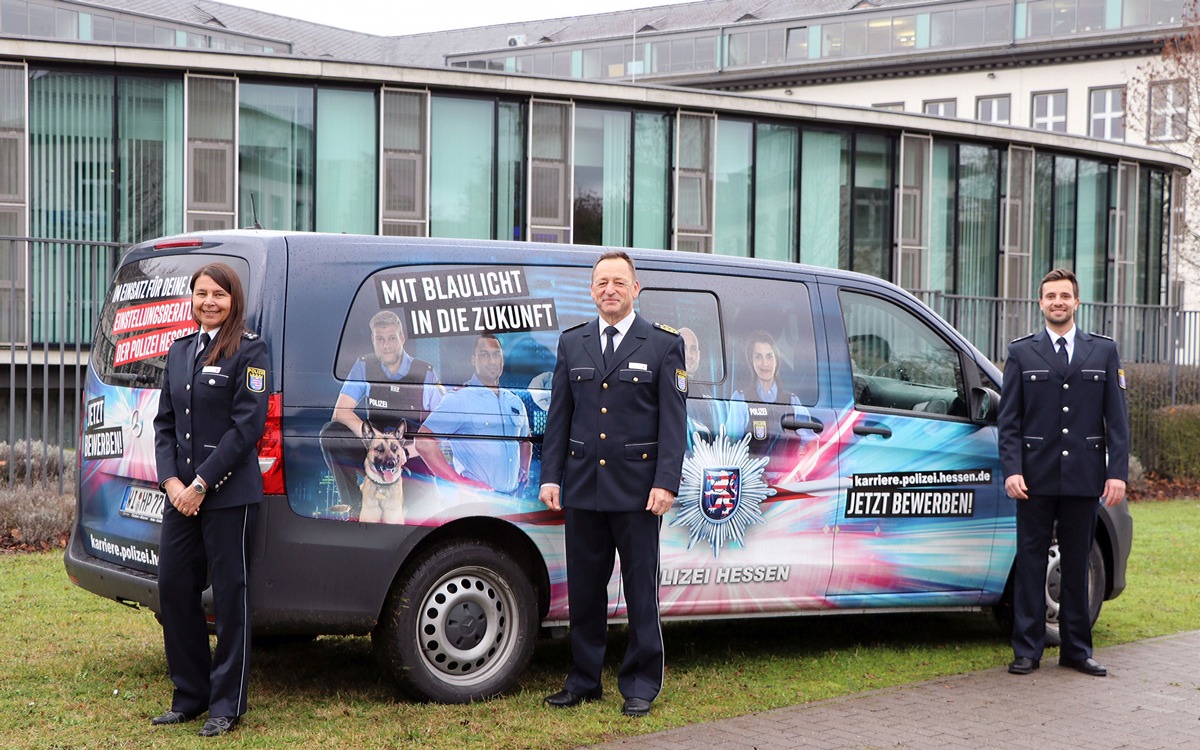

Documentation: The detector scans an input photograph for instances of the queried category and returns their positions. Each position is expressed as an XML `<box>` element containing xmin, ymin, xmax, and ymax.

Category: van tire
<box><xmin>993</xmin><ymin>537</ymin><xmax>1106</xmax><ymax>648</ymax></box>
<box><xmin>373</xmin><ymin>540</ymin><xmax>537</xmax><ymax>703</ymax></box>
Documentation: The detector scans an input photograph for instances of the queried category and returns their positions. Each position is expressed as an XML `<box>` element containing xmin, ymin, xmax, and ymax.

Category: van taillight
<box><xmin>257</xmin><ymin>393</ymin><xmax>285</xmax><ymax>495</ymax></box>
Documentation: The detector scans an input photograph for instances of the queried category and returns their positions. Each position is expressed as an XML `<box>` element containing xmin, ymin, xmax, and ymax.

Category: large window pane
<box><xmin>1075</xmin><ymin>159</ymin><xmax>1109</xmax><ymax>301</ymax></box>
<box><xmin>714</xmin><ymin>119</ymin><xmax>752</xmax><ymax>257</ymax></box>
<box><xmin>852</xmin><ymin>134</ymin><xmax>893</xmax><ymax>278</ymax></box>
<box><xmin>117</xmin><ymin>76</ymin><xmax>183</xmax><ymax>243</ymax></box>
<box><xmin>800</xmin><ymin>130</ymin><xmax>849</xmax><ymax>268</ymax></box>
<box><xmin>754</xmin><ymin>123</ymin><xmax>798</xmax><ymax>261</ymax></box>
<box><xmin>632</xmin><ymin>111</ymin><xmax>669</xmax><ymax>249</ymax></box>
<box><xmin>957</xmin><ymin>144</ymin><xmax>1000</xmax><ymax>297</ymax></box>
<box><xmin>430</xmin><ymin>96</ymin><xmax>493</xmax><ymax>239</ymax></box>
<box><xmin>929</xmin><ymin>141</ymin><xmax>956</xmax><ymax>292</ymax></box>
<box><xmin>28</xmin><ymin>70</ymin><xmax>116</xmax><ymax>343</ymax></box>
<box><xmin>239</xmin><ymin>82</ymin><xmax>314</xmax><ymax>231</ymax></box>
<box><xmin>1054</xmin><ymin>156</ymin><xmax>1077</xmax><ymax>266</ymax></box>
<box><xmin>316</xmin><ymin>88</ymin><xmax>375</xmax><ymax>234</ymax></box>
<box><xmin>187</xmin><ymin>76</ymin><xmax>236</xmax><ymax>230</ymax></box>
<box><xmin>574</xmin><ymin>107</ymin><xmax>630</xmax><ymax>246</ymax></box>
<box><xmin>496</xmin><ymin>101</ymin><xmax>524</xmax><ymax>242</ymax></box>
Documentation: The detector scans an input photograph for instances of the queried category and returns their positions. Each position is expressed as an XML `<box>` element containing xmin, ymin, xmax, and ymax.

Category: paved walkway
<box><xmin>583</xmin><ymin>630</ymin><xmax>1200</xmax><ymax>750</ymax></box>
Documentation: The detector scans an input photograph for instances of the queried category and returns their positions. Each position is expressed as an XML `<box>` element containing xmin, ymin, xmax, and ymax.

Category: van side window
<box><xmin>841</xmin><ymin>290</ymin><xmax>967</xmax><ymax>418</ymax></box>
<box><xmin>636</xmin><ymin>289</ymin><xmax>723</xmax><ymax>385</ymax></box>
<box><xmin>721</xmin><ymin>278</ymin><xmax>818</xmax><ymax>407</ymax></box>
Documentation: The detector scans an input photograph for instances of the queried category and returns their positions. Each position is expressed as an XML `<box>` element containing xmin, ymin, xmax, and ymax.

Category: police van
<box><xmin>66</xmin><ymin>231</ymin><xmax>1132</xmax><ymax>703</ymax></box>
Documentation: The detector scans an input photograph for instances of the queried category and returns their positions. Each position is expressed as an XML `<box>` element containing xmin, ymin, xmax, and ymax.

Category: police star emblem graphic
<box><xmin>672</xmin><ymin>428</ymin><xmax>774</xmax><ymax>557</ymax></box>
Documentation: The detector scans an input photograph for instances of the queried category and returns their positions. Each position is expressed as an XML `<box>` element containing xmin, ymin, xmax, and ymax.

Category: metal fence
<box><xmin>2</xmin><ymin>237</ymin><xmax>1198</xmax><ymax>488</ymax></box>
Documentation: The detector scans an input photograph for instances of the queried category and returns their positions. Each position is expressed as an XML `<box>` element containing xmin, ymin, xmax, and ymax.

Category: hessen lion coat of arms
<box><xmin>671</xmin><ymin>428</ymin><xmax>774</xmax><ymax>557</ymax></box>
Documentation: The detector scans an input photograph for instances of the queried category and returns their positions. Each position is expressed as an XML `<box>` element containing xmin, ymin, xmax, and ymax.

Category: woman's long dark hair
<box><xmin>190</xmin><ymin>262</ymin><xmax>249</xmax><ymax>366</ymax></box>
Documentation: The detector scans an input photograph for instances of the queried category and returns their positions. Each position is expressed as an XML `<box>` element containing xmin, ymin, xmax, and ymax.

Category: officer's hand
<box><xmin>539</xmin><ymin>484</ymin><xmax>561</xmax><ymax>511</ymax></box>
<box><xmin>647</xmin><ymin>487</ymin><xmax>675</xmax><ymax>516</ymax></box>
<box><xmin>1102</xmin><ymin>478</ymin><xmax>1126</xmax><ymax>507</ymax></box>
<box><xmin>1004</xmin><ymin>474</ymin><xmax>1028</xmax><ymax>500</ymax></box>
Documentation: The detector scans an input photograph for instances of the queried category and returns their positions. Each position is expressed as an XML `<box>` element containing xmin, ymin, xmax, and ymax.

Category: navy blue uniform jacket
<box><xmin>154</xmin><ymin>331</ymin><xmax>270</xmax><ymax>508</ymax></box>
<box><xmin>998</xmin><ymin>329</ymin><xmax>1129</xmax><ymax>498</ymax></box>
<box><xmin>541</xmin><ymin>315</ymin><xmax>688</xmax><ymax>510</ymax></box>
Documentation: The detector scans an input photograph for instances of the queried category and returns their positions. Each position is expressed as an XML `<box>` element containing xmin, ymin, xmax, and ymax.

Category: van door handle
<box><xmin>853</xmin><ymin>422</ymin><xmax>892</xmax><ymax>438</ymax></box>
<box><xmin>781</xmin><ymin>415</ymin><xmax>823</xmax><ymax>434</ymax></box>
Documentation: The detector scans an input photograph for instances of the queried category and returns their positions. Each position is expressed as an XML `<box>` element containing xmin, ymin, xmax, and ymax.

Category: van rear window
<box><xmin>92</xmin><ymin>255</ymin><xmax>250</xmax><ymax>387</ymax></box>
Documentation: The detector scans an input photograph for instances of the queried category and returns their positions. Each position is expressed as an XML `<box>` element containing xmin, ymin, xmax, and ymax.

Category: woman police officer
<box><xmin>152</xmin><ymin>262</ymin><xmax>269</xmax><ymax>737</ymax></box>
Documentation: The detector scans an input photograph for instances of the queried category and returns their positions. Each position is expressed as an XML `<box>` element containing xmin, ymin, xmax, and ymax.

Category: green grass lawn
<box><xmin>3</xmin><ymin>499</ymin><xmax>1197</xmax><ymax>749</ymax></box>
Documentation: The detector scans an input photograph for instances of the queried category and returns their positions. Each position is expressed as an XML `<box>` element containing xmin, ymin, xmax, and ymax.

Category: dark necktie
<box><xmin>195</xmin><ymin>332</ymin><xmax>211</xmax><ymax>371</ymax></box>
<box><xmin>602</xmin><ymin>325</ymin><xmax>618</xmax><ymax>368</ymax></box>
<box><xmin>1056</xmin><ymin>336</ymin><xmax>1069</xmax><ymax>368</ymax></box>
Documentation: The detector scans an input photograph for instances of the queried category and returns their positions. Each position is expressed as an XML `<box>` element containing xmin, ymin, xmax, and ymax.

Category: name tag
<box><xmin>628</xmin><ymin>362</ymin><xmax>648</xmax><ymax>371</ymax></box>
<box><xmin>202</xmin><ymin>366</ymin><xmax>222</xmax><ymax>374</ymax></box>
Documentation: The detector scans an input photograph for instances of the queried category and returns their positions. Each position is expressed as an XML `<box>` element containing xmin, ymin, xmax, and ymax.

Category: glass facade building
<box><xmin>0</xmin><ymin>38</ymin><xmax>1188</xmax><ymax>346</ymax></box>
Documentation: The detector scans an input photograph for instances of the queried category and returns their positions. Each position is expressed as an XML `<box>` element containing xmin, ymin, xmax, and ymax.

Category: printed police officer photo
<box><xmin>152</xmin><ymin>262</ymin><xmax>269</xmax><ymax>737</ymax></box>
<box><xmin>319</xmin><ymin>309</ymin><xmax>444</xmax><ymax>519</ymax></box>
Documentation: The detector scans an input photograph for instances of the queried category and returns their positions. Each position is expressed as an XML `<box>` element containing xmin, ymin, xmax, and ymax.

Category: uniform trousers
<box><xmin>1012</xmin><ymin>494</ymin><xmax>1099</xmax><ymax>663</ymax></box>
<box><xmin>158</xmin><ymin>502</ymin><xmax>257</xmax><ymax>718</ymax></box>
<box><xmin>564</xmin><ymin>508</ymin><xmax>664</xmax><ymax>702</ymax></box>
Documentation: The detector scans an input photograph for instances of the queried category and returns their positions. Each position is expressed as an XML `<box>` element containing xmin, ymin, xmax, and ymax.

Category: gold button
<box><xmin>600</xmin><ymin>433</ymin><xmax>606</xmax><ymax>439</ymax></box>
<box><xmin>599</xmin><ymin>459</ymin><xmax>606</xmax><ymax>466</ymax></box>
<box><xmin>642</xmin><ymin>453</ymin><xmax>648</xmax><ymax>459</ymax></box>
<box><xmin>602</xmin><ymin>382</ymin><xmax>609</xmax><ymax>389</ymax></box>
<box><xmin>633</xmin><ymin>376</ymin><xmax>639</xmax><ymax>382</ymax></box>
<box><xmin>601</xmin><ymin>407</ymin><xmax>607</xmax><ymax>414</ymax></box>
<box><xmin>576</xmin><ymin>375</ymin><xmax>582</xmax><ymax>381</ymax></box>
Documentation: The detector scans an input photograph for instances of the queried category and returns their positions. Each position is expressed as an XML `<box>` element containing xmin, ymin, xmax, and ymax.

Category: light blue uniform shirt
<box><xmin>727</xmin><ymin>381</ymin><xmax>807</xmax><ymax>439</ymax></box>
<box><xmin>422</xmin><ymin>375</ymin><xmax>530</xmax><ymax>493</ymax></box>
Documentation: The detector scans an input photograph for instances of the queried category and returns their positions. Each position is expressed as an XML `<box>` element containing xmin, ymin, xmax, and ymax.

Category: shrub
<box><xmin>0</xmin><ymin>440</ymin><xmax>77</xmax><ymax>545</ymax></box>
<box><xmin>1123</xmin><ymin>363</ymin><xmax>1200</xmax><ymax>477</ymax></box>
<box><xmin>1146</xmin><ymin>404</ymin><xmax>1200</xmax><ymax>481</ymax></box>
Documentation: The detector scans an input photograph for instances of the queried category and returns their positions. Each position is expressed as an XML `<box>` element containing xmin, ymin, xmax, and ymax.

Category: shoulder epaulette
<box><xmin>563</xmin><ymin>321</ymin><xmax>588</xmax><ymax>332</ymax></box>
<box><xmin>654</xmin><ymin>322</ymin><xmax>680</xmax><ymax>335</ymax></box>
<box><xmin>241</xmin><ymin>330</ymin><xmax>259</xmax><ymax>340</ymax></box>
<box><xmin>1010</xmin><ymin>332</ymin><xmax>1035</xmax><ymax>343</ymax></box>
<box><xmin>1088</xmin><ymin>331</ymin><xmax>1114</xmax><ymax>341</ymax></box>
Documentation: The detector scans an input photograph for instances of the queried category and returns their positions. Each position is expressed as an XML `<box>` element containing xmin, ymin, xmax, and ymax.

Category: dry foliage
<box><xmin>0</xmin><ymin>440</ymin><xmax>76</xmax><ymax>550</ymax></box>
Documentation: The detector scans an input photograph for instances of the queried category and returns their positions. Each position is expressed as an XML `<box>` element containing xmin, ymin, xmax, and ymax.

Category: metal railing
<box><xmin>2</xmin><ymin>236</ymin><xmax>126</xmax><ymax>490</ymax></box>
<box><xmin>3</xmin><ymin>236</ymin><xmax>1197</xmax><ymax>488</ymax></box>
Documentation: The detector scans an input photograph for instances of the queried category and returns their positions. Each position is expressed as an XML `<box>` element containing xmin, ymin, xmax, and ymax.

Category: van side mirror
<box><xmin>970</xmin><ymin>386</ymin><xmax>1000</xmax><ymax>423</ymax></box>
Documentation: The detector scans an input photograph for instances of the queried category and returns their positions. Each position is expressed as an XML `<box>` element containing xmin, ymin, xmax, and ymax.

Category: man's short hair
<box><xmin>1039</xmin><ymin>268</ymin><xmax>1079</xmax><ymax>299</ymax></box>
<box><xmin>475</xmin><ymin>333</ymin><xmax>501</xmax><ymax>350</ymax></box>
<box><xmin>369</xmin><ymin>310</ymin><xmax>404</xmax><ymax>336</ymax></box>
<box><xmin>593</xmin><ymin>250</ymin><xmax>637</xmax><ymax>281</ymax></box>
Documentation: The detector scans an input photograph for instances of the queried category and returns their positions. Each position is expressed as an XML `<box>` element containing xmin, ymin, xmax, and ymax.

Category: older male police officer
<box><xmin>998</xmin><ymin>267</ymin><xmax>1128</xmax><ymax>678</ymax></box>
<box><xmin>540</xmin><ymin>251</ymin><xmax>688</xmax><ymax>718</ymax></box>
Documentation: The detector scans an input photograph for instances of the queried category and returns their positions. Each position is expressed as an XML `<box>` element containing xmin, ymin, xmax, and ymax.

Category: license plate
<box><xmin>120</xmin><ymin>485</ymin><xmax>165</xmax><ymax>523</ymax></box>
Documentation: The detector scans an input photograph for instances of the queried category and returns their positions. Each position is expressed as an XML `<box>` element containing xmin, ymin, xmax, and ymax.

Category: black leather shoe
<box><xmin>622</xmin><ymin>697</ymin><xmax>652</xmax><ymax>717</ymax></box>
<box><xmin>150</xmin><ymin>710</ymin><xmax>200</xmax><ymax>725</ymax></box>
<box><xmin>544</xmin><ymin>688</ymin><xmax>601</xmax><ymax>708</ymax></box>
<box><xmin>1008</xmin><ymin>656</ymin><xmax>1040</xmax><ymax>675</ymax></box>
<box><xmin>198</xmin><ymin>716</ymin><xmax>240</xmax><ymax>737</ymax></box>
<box><xmin>1060</xmin><ymin>657</ymin><xmax>1107</xmax><ymax>676</ymax></box>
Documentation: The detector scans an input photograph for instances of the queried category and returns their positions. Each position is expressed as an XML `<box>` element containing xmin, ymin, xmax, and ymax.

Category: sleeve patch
<box><xmin>247</xmin><ymin>367</ymin><xmax>266</xmax><ymax>393</ymax></box>
<box><xmin>676</xmin><ymin>368</ymin><xmax>688</xmax><ymax>393</ymax></box>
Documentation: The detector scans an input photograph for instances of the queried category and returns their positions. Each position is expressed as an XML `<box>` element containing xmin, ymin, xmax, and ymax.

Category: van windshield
<box><xmin>92</xmin><ymin>255</ymin><xmax>250</xmax><ymax>387</ymax></box>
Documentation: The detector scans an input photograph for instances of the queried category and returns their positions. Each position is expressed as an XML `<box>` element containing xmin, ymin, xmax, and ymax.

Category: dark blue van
<box><xmin>65</xmin><ymin>231</ymin><xmax>1132</xmax><ymax>702</ymax></box>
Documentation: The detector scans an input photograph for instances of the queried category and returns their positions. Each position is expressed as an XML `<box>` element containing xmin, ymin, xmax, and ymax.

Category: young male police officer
<box><xmin>539</xmin><ymin>251</ymin><xmax>688</xmax><ymax>717</ymax></box>
<box><xmin>998</xmin><ymin>268</ymin><xmax>1128</xmax><ymax>678</ymax></box>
